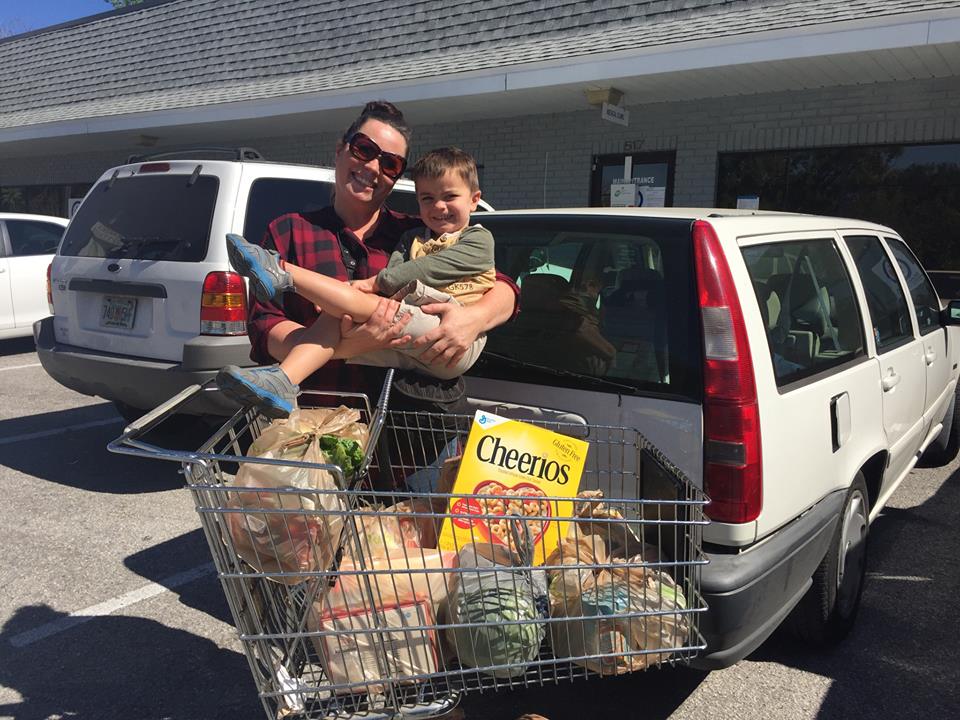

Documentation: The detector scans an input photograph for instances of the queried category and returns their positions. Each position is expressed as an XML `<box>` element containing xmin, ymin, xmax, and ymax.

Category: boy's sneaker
<box><xmin>225</xmin><ymin>233</ymin><xmax>293</xmax><ymax>304</ymax></box>
<box><xmin>217</xmin><ymin>364</ymin><xmax>299</xmax><ymax>419</ymax></box>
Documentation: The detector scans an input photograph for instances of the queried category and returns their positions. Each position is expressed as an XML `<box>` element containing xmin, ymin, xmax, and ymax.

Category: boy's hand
<box><xmin>413</xmin><ymin>302</ymin><xmax>484</xmax><ymax>368</ymax></box>
<box><xmin>335</xmin><ymin>297</ymin><xmax>411</xmax><ymax>358</ymax></box>
<box><xmin>351</xmin><ymin>276</ymin><xmax>378</xmax><ymax>294</ymax></box>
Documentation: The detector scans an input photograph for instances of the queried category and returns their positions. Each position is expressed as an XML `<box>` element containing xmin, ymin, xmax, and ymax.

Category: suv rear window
<box><xmin>60</xmin><ymin>175</ymin><xmax>218</xmax><ymax>261</ymax></box>
<box><xmin>473</xmin><ymin>215</ymin><xmax>701</xmax><ymax>400</ymax></box>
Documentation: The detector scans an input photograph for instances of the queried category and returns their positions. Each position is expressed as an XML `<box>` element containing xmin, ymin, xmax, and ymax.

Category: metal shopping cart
<box><xmin>109</xmin><ymin>371</ymin><xmax>709</xmax><ymax>720</ymax></box>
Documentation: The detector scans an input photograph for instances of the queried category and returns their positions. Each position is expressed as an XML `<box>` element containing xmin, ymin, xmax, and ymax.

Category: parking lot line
<box><xmin>0</xmin><ymin>362</ymin><xmax>42</xmax><ymax>371</ymax></box>
<box><xmin>0</xmin><ymin>417</ymin><xmax>123</xmax><ymax>446</ymax></box>
<box><xmin>8</xmin><ymin>562</ymin><xmax>216</xmax><ymax>648</ymax></box>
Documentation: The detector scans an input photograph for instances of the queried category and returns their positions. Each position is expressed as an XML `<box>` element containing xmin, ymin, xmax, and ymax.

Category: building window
<box><xmin>0</xmin><ymin>184</ymin><xmax>92</xmax><ymax>218</ymax></box>
<box><xmin>716</xmin><ymin>142</ymin><xmax>960</xmax><ymax>271</ymax></box>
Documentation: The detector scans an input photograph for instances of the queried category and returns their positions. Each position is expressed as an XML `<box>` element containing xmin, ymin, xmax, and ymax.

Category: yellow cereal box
<box><xmin>438</xmin><ymin>411</ymin><xmax>588</xmax><ymax>565</ymax></box>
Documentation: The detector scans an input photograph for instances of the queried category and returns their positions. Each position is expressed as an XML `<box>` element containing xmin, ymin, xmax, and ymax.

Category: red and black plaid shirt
<box><xmin>248</xmin><ymin>206</ymin><xmax>518</xmax><ymax>395</ymax></box>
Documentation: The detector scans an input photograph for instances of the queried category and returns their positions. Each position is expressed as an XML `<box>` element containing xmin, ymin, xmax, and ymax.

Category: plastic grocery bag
<box><xmin>447</xmin><ymin>540</ymin><xmax>548</xmax><ymax>679</ymax></box>
<box><xmin>311</xmin><ymin>599</ymin><xmax>438</xmax><ymax>695</ymax></box>
<box><xmin>548</xmin><ymin>553</ymin><xmax>689</xmax><ymax>675</ymax></box>
<box><xmin>345</xmin><ymin>499</ymin><xmax>442</xmax><ymax>560</ymax></box>
<box><xmin>224</xmin><ymin>407</ymin><xmax>368</xmax><ymax>585</ymax></box>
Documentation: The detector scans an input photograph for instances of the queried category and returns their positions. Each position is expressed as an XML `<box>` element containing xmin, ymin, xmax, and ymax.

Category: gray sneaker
<box><xmin>225</xmin><ymin>233</ymin><xmax>294</xmax><ymax>304</ymax></box>
<box><xmin>217</xmin><ymin>364</ymin><xmax>299</xmax><ymax>419</ymax></box>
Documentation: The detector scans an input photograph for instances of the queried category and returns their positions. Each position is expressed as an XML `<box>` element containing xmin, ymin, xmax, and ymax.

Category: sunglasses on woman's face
<box><xmin>345</xmin><ymin>132</ymin><xmax>407</xmax><ymax>180</ymax></box>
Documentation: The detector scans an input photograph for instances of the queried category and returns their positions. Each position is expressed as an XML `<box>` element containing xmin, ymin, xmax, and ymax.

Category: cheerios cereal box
<box><xmin>438</xmin><ymin>411</ymin><xmax>588</xmax><ymax>565</ymax></box>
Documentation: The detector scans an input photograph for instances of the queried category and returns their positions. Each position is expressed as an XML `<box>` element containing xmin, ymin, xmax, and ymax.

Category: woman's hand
<box><xmin>334</xmin><ymin>297</ymin><xmax>412</xmax><ymax>359</ymax></box>
<box><xmin>412</xmin><ymin>302</ymin><xmax>486</xmax><ymax>368</ymax></box>
<box><xmin>412</xmin><ymin>282</ymin><xmax>516</xmax><ymax>368</ymax></box>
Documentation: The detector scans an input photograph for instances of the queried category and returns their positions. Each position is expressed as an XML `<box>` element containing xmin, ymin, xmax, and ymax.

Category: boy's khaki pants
<box><xmin>348</xmin><ymin>280</ymin><xmax>486</xmax><ymax>380</ymax></box>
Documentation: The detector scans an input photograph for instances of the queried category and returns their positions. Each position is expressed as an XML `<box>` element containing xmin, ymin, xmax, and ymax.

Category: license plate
<box><xmin>100</xmin><ymin>296</ymin><xmax>138</xmax><ymax>329</ymax></box>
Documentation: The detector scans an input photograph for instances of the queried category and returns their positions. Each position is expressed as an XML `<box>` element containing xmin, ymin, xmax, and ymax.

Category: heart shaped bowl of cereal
<box><xmin>471</xmin><ymin>480</ymin><xmax>552</xmax><ymax>551</ymax></box>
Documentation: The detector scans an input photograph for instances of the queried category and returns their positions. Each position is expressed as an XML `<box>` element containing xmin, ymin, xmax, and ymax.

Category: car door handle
<box><xmin>882</xmin><ymin>371</ymin><xmax>901</xmax><ymax>391</ymax></box>
<box><xmin>925</xmin><ymin>348</ymin><xmax>937</xmax><ymax>365</ymax></box>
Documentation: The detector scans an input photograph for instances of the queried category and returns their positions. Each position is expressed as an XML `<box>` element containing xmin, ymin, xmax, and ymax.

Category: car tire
<box><xmin>788</xmin><ymin>473</ymin><xmax>869</xmax><ymax>646</ymax></box>
<box><xmin>919</xmin><ymin>386</ymin><xmax>960</xmax><ymax>467</ymax></box>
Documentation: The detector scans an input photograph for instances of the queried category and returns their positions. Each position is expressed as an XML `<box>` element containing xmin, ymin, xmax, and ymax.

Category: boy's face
<box><xmin>415</xmin><ymin>170</ymin><xmax>481</xmax><ymax>236</ymax></box>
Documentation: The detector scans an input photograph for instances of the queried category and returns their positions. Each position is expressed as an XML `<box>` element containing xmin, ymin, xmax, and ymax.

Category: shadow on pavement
<box><xmin>750</xmin><ymin>463</ymin><xmax>960</xmax><ymax>718</ymax></box>
<box><xmin>125</xmin><ymin>529</ymin><xmax>234</xmax><ymax>627</ymax></box>
<box><xmin>455</xmin><ymin>665</ymin><xmax>707</xmax><ymax>719</ymax></box>
<box><xmin>0</xmin><ymin>337</ymin><xmax>36</xmax><ymax>357</ymax></box>
<box><xmin>0</xmin><ymin>404</ymin><xmax>206</xmax><ymax>494</ymax></box>
<box><xmin>0</xmin><ymin>604</ymin><xmax>258</xmax><ymax>720</ymax></box>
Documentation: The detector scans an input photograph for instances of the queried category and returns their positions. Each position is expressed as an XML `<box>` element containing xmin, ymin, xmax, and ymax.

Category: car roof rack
<box><xmin>126</xmin><ymin>146</ymin><xmax>264</xmax><ymax>163</ymax></box>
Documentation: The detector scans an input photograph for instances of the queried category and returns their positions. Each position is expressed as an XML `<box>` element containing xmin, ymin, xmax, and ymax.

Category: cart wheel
<box><xmin>788</xmin><ymin>473</ymin><xmax>869</xmax><ymax>646</ymax></box>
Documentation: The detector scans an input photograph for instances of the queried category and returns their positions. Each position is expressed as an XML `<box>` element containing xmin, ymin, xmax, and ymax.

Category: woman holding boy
<box><xmin>237</xmin><ymin>101</ymin><xmax>517</xmax><ymax>414</ymax></box>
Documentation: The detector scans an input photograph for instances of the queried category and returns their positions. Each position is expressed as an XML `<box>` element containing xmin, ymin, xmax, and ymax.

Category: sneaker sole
<box><xmin>226</xmin><ymin>235</ymin><xmax>282</xmax><ymax>304</ymax></box>
<box><xmin>217</xmin><ymin>368</ymin><xmax>294</xmax><ymax>419</ymax></box>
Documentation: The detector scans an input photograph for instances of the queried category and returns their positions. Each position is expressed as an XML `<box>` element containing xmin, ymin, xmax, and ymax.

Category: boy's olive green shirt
<box><xmin>376</xmin><ymin>224</ymin><xmax>496</xmax><ymax>304</ymax></box>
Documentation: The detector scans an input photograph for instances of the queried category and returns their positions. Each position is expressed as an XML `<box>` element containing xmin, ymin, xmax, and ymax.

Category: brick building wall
<box><xmin>3</xmin><ymin>76</ymin><xmax>959</xmax><ymax>212</ymax></box>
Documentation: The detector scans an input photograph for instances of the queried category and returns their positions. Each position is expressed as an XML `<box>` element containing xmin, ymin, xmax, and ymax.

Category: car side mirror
<box><xmin>941</xmin><ymin>300</ymin><xmax>960</xmax><ymax>325</ymax></box>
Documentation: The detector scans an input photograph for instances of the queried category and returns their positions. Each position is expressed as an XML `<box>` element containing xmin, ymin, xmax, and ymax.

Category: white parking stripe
<box><xmin>9</xmin><ymin>562</ymin><xmax>216</xmax><ymax>648</ymax></box>
<box><xmin>0</xmin><ymin>417</ymin><xmax>122</xmax><ymax>446</ymax></box>
<box><xmin>0</xmin><ymin>362</ymin><xmax>42</xmax><ymax>371</ymax></box>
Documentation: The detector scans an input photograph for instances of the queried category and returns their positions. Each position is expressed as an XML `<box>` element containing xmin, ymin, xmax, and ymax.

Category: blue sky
<box><xmin>1</xmin><ymin>0</ymin><xmax>117</xmax><ymax>34</ymax></box>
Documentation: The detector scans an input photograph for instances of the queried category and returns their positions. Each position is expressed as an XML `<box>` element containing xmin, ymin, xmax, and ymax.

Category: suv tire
<box><xmin>788</xmin><ymin>473</ymin><xmax>869</xmax><ymax>646</ymax></box>
<box><xmin>919</xmin><ymin>386</ymin><xmax>960</xmax><ymax>467</ymax></box>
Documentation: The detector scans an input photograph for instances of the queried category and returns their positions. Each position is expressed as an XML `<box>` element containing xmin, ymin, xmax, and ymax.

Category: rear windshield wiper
<box><xmin>477</xmin><ymin>351</ymin><xmax>637</xmax><ymax>394</ymax></box>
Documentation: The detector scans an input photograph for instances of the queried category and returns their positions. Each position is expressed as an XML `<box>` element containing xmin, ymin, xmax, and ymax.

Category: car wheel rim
<box><xmin>836</xmin><ymin>489</ymin><xmax>867</xmax><ymax>616</ymax></box>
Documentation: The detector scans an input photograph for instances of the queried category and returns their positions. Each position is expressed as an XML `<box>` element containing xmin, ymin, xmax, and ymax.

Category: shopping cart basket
<box><xmin>109</xmin><ymin>371</ymin><xmax>709</xmax><ymax>720</ymax></box>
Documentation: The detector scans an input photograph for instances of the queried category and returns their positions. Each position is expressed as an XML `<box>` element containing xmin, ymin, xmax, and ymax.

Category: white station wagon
<box><xmin>457</xmin><ymin>207</ymin><xmax>960</xmax><ymax>667</ymax></box>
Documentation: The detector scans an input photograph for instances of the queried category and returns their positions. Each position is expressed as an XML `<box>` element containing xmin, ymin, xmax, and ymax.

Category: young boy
<box><xmin>217</xmin><ymin>146</ymin><xmax>495</xmax><ymax>418</ymax></box>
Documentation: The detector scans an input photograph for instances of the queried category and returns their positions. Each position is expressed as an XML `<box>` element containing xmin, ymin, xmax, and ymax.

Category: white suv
<box><xmin>459</xmin><ymin>208</ymin><xmax>960</xmax><ymax>667</ymax></box>
<box><xmin>36</xmin><ymin>151</ymin><xmax>423</xmax><ymax>420</ymax></box>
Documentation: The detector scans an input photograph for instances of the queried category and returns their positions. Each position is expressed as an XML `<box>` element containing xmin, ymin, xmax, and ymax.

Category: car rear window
<box><xmin>60</xmin><ymin>175</ymin><xmax>218</xmax><ymax>261</ymax></box>
<box><xmin>472</xmin><ymin>215</ymin><xmax>701</xmax><ymax>400</ymax></box>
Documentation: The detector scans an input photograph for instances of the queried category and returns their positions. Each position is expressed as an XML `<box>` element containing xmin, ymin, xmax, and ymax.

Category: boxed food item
<box><xmin>438</xmin><ymin>411</ymin><xmax>588</xmax><ymax>565</ymax></box>
<box><xmin>313</xmin><ymin>599</ymin><xmax>438</xmax><ymax>694</ymax></box>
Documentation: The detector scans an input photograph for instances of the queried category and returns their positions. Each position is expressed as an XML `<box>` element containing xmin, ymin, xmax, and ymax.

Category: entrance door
<box><xmin>589</xmin><ymin>151</ymin><xmax>675</xmax><ymax>208</ymax></box>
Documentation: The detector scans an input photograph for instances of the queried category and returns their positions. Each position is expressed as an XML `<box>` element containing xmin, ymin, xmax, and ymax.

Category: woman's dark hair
<box><xmin>342</xmin><ymin>101</ymin><xmax>412</xmax><ymax>149</ymax></box>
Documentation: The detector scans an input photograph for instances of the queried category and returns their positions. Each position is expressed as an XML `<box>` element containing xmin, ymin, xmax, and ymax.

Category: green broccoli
<box><xmin>318</xmin><ymin>435</ymin><xmax>364</xmax><ymax>478</ymax></box>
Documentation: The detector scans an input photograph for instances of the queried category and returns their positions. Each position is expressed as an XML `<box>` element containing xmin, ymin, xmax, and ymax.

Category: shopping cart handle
<box><xmin>120</xmin><ymin>384</ymin><xmax>206</xmax><ymax>439</ymax></box>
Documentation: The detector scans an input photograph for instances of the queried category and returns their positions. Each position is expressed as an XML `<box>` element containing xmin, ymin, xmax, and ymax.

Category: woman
<box><xmin>247</xmin><ymin>101</ymin><xmax>518</xmax><ymax>397</ymax></box>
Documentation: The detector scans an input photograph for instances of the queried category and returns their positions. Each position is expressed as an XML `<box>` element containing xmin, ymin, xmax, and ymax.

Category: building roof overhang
<box><xmin>2</xmin><ymin>3</ymin><xmax>959</xmax><ymax>158</ymax></box>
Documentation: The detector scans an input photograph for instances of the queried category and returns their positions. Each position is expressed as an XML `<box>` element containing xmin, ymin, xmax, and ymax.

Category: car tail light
<box><xmin>46</xmin><ymin>262</ymin><xmax>54</xmax><ymax>313</ymax></box>
<box><xmin>693</xmin><ymin>220</ymin><xmax>762</xmax><ymax>524</ymax></box>
<box><xmin>139</xmin><ymin>162</ymin><xmax>170</xmax><ymax>173</ymax></box>
<box><xmin>201</xmin><ymin>271</ymin><xmax>247</xmax><ymax>335</ymax></box>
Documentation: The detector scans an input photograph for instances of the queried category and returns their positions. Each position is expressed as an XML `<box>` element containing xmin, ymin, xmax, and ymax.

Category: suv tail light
<box><xmin>46</xmin><ymin>262</ymin><xmax>54</xmax><ymax>313</ymax></box>
<box><xmin>693</xmin><ymin>220</ymin><xmax>762</xmax><ymax>524</ymax></box>
<box><xmin>201</xmin><ymin>271</ymin><xmax>247</xmax><ymax>335</ymax></box>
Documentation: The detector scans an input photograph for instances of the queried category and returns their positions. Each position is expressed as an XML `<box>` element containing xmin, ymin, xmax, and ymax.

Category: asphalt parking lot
<box><xmin>1</xmin><ymin>335</ymin><xmax>959</xmax><ymax>720</ymax></box>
